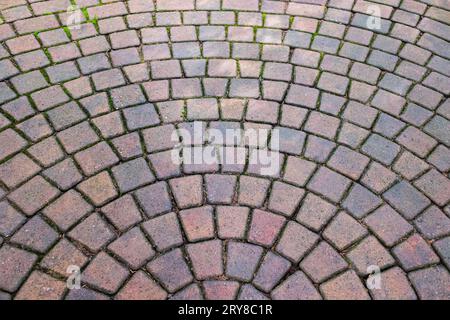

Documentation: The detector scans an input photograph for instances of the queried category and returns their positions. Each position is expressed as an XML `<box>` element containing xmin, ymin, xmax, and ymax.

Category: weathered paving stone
<box><xmin>77</xmin><ymin>172</ymin><xmax>118</xmax><ymax>206</ymax></box>
<box><xmin>346</xmin><ymin>236</ymin><xmax>395</xmax><ymax>276</ymax></box>
<box><xmin>0</xmin><ymin>245</ymin><xmax>38</xmax><ymax>292</ymax></box>
<box><xmin>8</xmin><ymin>176</ymin><xmax>60</xmax><ymax>216</ymax></box>
<box><xmin>364</xmin><ymin>205</ymin><xmax>413</xmax><ymax>247</ymax></box>
<box><xmin>147</xmin><ymin>248</ymin><xmax>193</xmax><ymax>292</ymax></box>
<box><xmin>40</xmin><ymin>238</ymin><xmax>88</xmax><ymax>277</ymax></box>
<box><xmin>408</xmin><ymin>266</ymin><xmax>450</xmax><ymax>300</ymax></box>
<box><xmin>300</xmin><ymin>241</ymin><xmax>348</xmax><ymax>283</ymax></box>
<box><xmin>226</xmin><ymin>241</ymin><xmax>263</xmax><ymax>281</ymax></box>
<box><xmin>116</xmin><ymin>271</ymin><xmax>167</xmax><ymax>300</ymax></box>
<box><xmin>323</xmin><ymin>211</ymin><xmax>368</xmax><ymax>250</ymax></box>
<box><xmin>43</xmin><ymin>190</ymin><xmax>92</xmax><ymax>232</ymax></box>
<box><xmin>272</xmin><ymin>271</ymin><xmax>322</xmax><ymax>300</ymax></box>
<box><xmin>204</xmin><ymin>281</ymin><xmax>240</xmax><ymax>300</ymax></box>
<box><xmin>82</xmin><ymin>252</ymin><xmax>129</xmax><ymax>295</ymax></box>
<box><xmin>15</xmin><ymin>271</ymin><xmax>66</xmax><ymax>300</ymax></box>
<box><xmin>253</xmin><ymin>251</ymin><xmax>291</xmax><ymax>292</ymax></box>
<box><xmin>276</xmin><ymin>221</ymin><xmax>319</xmax><ymax>262</ymax></box>
<box><xmin>320</xmin><ymin>270</ymin><xmax>370</xmax><ymax>300</ymax></box>
<box><xmin>108</xmin><ymin>227</ymin><xmax>155</xmax><ymax>270</ymax></box>
<box><xmin>0</xmin><ymin>201</ymin><xmax>26</xmax><ymax>237</ymax></box>
<box><xmin>187</xmin><ymin>240</ymin><xmax>223</xmax><ymax>280</ymax></box>
<box><xmin>112</xmin><ymin>158</ymin><xmax>155</xmax><ymax>193</ymax></box>
<box><xmin>2</xmin><ymin>0</ymin><xmax>450</xmax><ymax>300</ymax></box>
<box><xmin>392</xmin><ymin>234</ymin><xmax>440</xmax><ymax>271</ymax></box>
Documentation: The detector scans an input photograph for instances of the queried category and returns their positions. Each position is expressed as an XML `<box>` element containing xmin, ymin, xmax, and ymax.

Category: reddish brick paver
<box><xmin>1</xmin><ymin>0</ymin><xmax>449</xmax><ymax>301</ymax></box>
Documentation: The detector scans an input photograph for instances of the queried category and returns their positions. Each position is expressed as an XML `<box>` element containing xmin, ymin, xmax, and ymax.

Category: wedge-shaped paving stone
<box><xmin>68</xmin><ymin>213</ymin><xmax>115</xmax><ymax>252</ymax></box>
<box><xmin>92</xmin><ymin>112</ymin><xmax>124</xmax><ymax>139</ymax></box>
<box><xmin>392</xmin><ymin>234</ymin><xmax>440</xmax><ymax>271</ymax></box>
<box><xmin>0</xmin><ymin>245</ymin><xmax>38</xmax><ymax>292</ymax></box>
<box><xmin>364</xmin><ymin>205</ymin><xmax>413</xmax><ymax>247</ymax></box>
<box><xmin>362</xmin><ymin>134</ymin><xmax>401</xmax><ymax>166</ymax></box>
<box><xmin>82</xmin><ymin>252</ymin><xmax>129</xmax><ymax>295</ymax></box>
<box><xmin>304</xmin><ymin>111</ymin><xmax>340</xmax><ymax>139</ymax></box>
<box><xmin>323</xmin><ymin>211</ymin><xmax>368</xmax><ymax>250</ymax></box>
<box><xmin>226</xmin><ymin>241</ymin><xmax>264</xmax><ymax>281</ymax></box>
<box><xmin>204</xmin><ymin>281</ymin><xmax>239</xmax><ymax>300</ymax></box>
<box><xmin>297</xmin><ymin>193</ymin><xmax>337</xmax><ymax>232</ymax></box>
<box><xmin>75</xmin><ymin>142</ymin><xmax>119</xmax><ymax>176</ymax></box>
<box><xmin>253</xmin><ymin>252</ymin><xmax>291</xmax><ymax>292</ymax></box>
<box><xmin>101</xmin><ymin>195</ymin><xmax>142</xmax><ymax>232</ymax></box>
<box><xmin>78</xmin><ymin>172</ymin><xmax>118</xmax><ymax>206</ymax></box>
<box><xmin>320</xmin><ymin>270</ymin><xmax>370</xmax><ymax>300</ymax></box>
<box><xmin>246</xmin><ymin>100</ymin><xmax>279</xmax><ymax>124</ymax></box>
<box><xmin>268</xmin><ymin>182</ymin><xmax>304</xmax><ymax>217</ymax></box>
<box><xmin>424</xmin><ymin>115</ymin><xmax>450</xmax><ymax>146</ymax></box>
<box><xmin>112</xmin><ymin>132</ymin><xmax>143</xmax><ymax>160</ymax></box>
<box><xmin>433</xmin><ymin>237</ymin><xmax>450</xmax><ymax>269</ymax></box>
<box><xmin>204</xmin><ymin>174</ymin><xmax>236</xmax><ymax>204</ymax></box>
<box><xmin>276</xmin><ymin>221</ymin><xmax>319</xmax><ymax>262</ymax></box>
<box><xmin>143</xmin><ymin>124</ymin><xmax>178</xmax><ymax>152</ymax></box>
<box><xmin>180</xmin><ymin>206</ymin><xmax>215</xmax><ymax>242</ymax></box>
<box><xmin>10</xmin><ymin>215</ymin><xmax>58</xmax><ymax>253</ymax></box>
<box><xmin>15</xmin><ymin>271</ymin><xmax>66</xmax><ymax>300</ymax></box>
<box><xmin>216</xmin><ymin>206</ymin><xmax>249</xmax><ymax>239</ymax></box>
<box><xmin>347</xmin><ymin>236</ymin><xmax>395</xmax><ymax>276</ymax></box>
<box><xmin>249</xmin><ymin>209</ymin><xmax>285</xmax><ymax>247</ymax></box>
<box><xmin>383</xmin><ymin>181</ymin><xmax>431</xmax><ymax>220</ymax></box>
<box><xmin>370</xmin><ymin>267</ymin><xmax>417</xmax><ymax>300</ymax></box>
<box><xmin>396</xmin><ymin>126</ymin><xmax>437</xmax><ymax>158</ymax></box>
<box><xmin>271</xmin><ymin>127</ymin><xmax>306</xmax><ymax>155</ymax></box>
<box><xmin>57</xmin><ymin>122</ymin><xmax>99</xmax><ymax>154</ymax></box>
<box><xmin>116</xmin><ymin>271</ymin><xmax>167</xmax><ymax>300</ymax></box>
<box><xmin>361</xmin><ymin>162</ymin><xmax>397</xmax><ymax>194</ymax></box>
<box><xmin>46</xmin><ymin>101</ymin><xmax>87</xmax><ymax>131</ymax></box>
<box><xmin>110</xmin><ymin>84</ymin><xmax>146</xmax><ymax>109</ymax></box>
<box><xmin>169</xmin><ymin>175</ymin><xmax>203</xmax><ymax>209</ymax></box>
<box><xmin>43</xmin><ymin>159</ymin><xmax>82</xmax><ymax>191</ymax></box>
<box><xmin>0</xmin><ymin>201</ymin><xmax>25</xmax><ymax>237</ymax></box>
<box><xmin>0</xmin><ymin>153</ymin><xmax>40</xmax><ymax>189</ymax></box>
<box><xmin>112</xmin><ymin>158</ymin><xmax>155</xmax><ymax>193</ymax></box>
<box><xmin>285</xmin><ymin>84</ymin><xmax>319</xmax><ymax>108</ymax></box>
<box><xmin>43</xmin><ymin>190</ymin><xmax>92</xmax><ymax>232</ymax></box>
<box><xmin>272</xmin><ymin>271</ymin><xmax>322</xmax><ymax>300</ymax></box>
<box><xmin>328</xmin><ymin>146</ymin><xmax>370</xmax><ymax>180</ymax></box>
<box><xmin>237</xmin><ymin>176</ymin><xmax>269</xmax><ymax>207</ymax></box>
<box><xmin>282</xmin><ymin>157</ymin><xmax>316</xmax><ymax>187</ymax></box>
<box><xmin>409</xmin><ymin>266</ymin><xmax>450</xmax><ymax>300</ymax></box>
<box><xmin>342</xmin><ymin>184</ymin><xmax>383</xmax><ymax>219</ymax></box>
<box><xmin>40</xmin><ymin>239</ymin><xmax>88</xmax><ymax>277</ymax></box>
<box><xmin>108</xmin><ymin>227</ymin><xmax>155</xmax><ymax>270</ymax></box>
<box><xmin>123</xmin><ymin>103</ymin><xmax>160</xmax><ymax>130</ymax></box>
<box><xmin>147</xmin><ymin>248</ymin><xmax>193</xmax><ymax>292</ymax></box>
<box><xmin>301</xmin><ymin>242</ymin><xmax>348</xmax><ymax>283</ymax></box>
<box><xmin>414</xmin><ymin>169</ymin><xmax>450</xmax><ymax>207</ymax></box>
<box><xmin>0</xmin><ymin>129</ymin><xmax>27</xmax><ymax>162</ymax></box>
<box><xmin>415</xmin><ymin>206</ymin><xmax>450</xmax><ymax>240</ymax></box>
<box><xmin>393</xmin><ymin>151</ymin><xmax>430</xmax><ymax>180</ymax></box>
<box><xmin>8</xmin><ymin>176</ymin><xmax>60</xmax><ymax>216</ymax></box>
<box><xmin>308</xmin><ymin>167</ymin><xmax>351</xmax><ymax>203</ymax></box>
<box><xmin>187</xmin><ymin>239</ymin><xmax>223</xmax><ymax>280</ymax></box>
<box><xmin>142</xmin><ymin>212</ymin><xmax>183</xmax><ymax>251</ymax></box>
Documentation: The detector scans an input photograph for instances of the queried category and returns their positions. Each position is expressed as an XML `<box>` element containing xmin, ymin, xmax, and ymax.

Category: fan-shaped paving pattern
<box><xmin>0</xmin><ymin>0</ymin><xmax>450</xmax><ymax>300</ymax></box>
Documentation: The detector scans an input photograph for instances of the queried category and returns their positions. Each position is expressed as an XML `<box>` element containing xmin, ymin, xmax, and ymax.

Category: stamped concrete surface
<box><xmin>0</xmin><ymin>0</ymin><xmax>450</xmax><ymax>300</ymax></box>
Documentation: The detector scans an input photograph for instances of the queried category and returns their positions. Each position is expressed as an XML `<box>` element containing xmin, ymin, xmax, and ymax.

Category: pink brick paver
<box><xmin>0</xmin><ymin>0</ymin><xmax>449</xmax><ymax>301</ymax></box>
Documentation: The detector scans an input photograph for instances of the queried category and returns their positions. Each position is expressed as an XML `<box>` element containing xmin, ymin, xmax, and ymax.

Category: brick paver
<box><xmin>1</xmin><ymin>0</ymin><xmax>449</xmax><ymax>300</ymax></box>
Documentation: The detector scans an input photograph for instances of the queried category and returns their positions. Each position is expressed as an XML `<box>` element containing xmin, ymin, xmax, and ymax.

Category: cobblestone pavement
<box><xmin>1</xmin><ymin>0</ymin><xmax>450</xmax><ymax>300</ymax></box>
